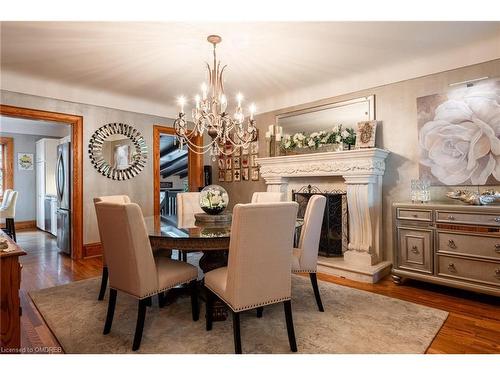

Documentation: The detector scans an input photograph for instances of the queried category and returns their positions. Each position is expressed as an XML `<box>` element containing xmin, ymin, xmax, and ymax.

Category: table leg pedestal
<box><xmin>199</xmin><ymin>250</ymin><xmax>228</xmax><ymax>321</ymax></box>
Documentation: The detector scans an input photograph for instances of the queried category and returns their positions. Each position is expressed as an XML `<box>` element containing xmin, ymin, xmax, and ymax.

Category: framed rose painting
<box><xmin>417</xmin><ymin>79</ymin><xmax>500</xmax><ymax>186</ymax></box>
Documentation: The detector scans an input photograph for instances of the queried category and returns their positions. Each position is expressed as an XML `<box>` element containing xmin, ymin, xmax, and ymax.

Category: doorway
<box><xmin>0</xmin><ymin>105</ymin><xmax>83</xmax><ymax>260</ymax></box>
<box><xmin>153</xmin><ymin>125</ymin><xmax>203</xmax><ymax>220</ymax></box>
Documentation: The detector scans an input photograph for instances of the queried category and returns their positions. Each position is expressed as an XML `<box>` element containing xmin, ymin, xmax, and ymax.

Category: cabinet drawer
<box><xmin>397</xmin><ymin>227</ymin><xmax>433</xmax><ymax>273</ymax></box>
<box><xmin>436</xmin><ymin>210</ymin><xmax>500</xmax><ymax>226</ymax></box>
<box><xmin>397</xmin><ymin>208</ymin><xmax>432</xmax><ymax>222</ymax></box>
<box><xmin>437</xmin><ymin>231</ymin><xmax>500</xmax><ymax>260</ymax></box>
<box><xmin>437</xmin><ymin>255</ymin><xmax>500</xmax><ymax>287</ymax></box>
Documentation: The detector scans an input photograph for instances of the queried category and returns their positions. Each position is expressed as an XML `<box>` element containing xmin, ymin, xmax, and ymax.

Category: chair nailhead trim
<box><xmin>292</xmin><ymin>269</ymin><xmax>317</xmax><ymax>273</ymax></box>
<box><xmin>206</xmin><ymin>287</ymin><xmax>291</xmax><ymax>312</ymax></box>
<box><xmin>140</xmin><ymin>276</ymin><xmax>197</xmax><ymax>299</ymax></box>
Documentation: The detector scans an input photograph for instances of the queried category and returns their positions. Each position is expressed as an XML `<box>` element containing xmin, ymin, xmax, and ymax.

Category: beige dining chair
<box><xmin>251</xmin><ymin>191</ymin><xmax>283</xmax><ymax>203</ymax></box>
<box><xmin>176</xmin><ymin>192</ymin><xmax>203</xmax><ymax>261</ymax></box>
<box><xmin>291</xmin><ymin>195</ymin><xmax>326</xmax><ymax>311</ymax></box>
<box><xmin>0</xmin><ymin>190</ymin><xmax>18</xmax><ymax>241</ymax></box>
<box><xmin>94</xmin><ymin>195</ymin><xmax>131</xmax><ymax>301</ymax></box>
<box><xmin>1</xmin><ymin>189</ymin><xmax>13</xmax><ymax>209</ymax></box>
<box><xmin>204</xmin><ymin>202</ymin><xmax>299</xmax><ymax>354</ymax></box>
<box><xmin>95</xmin><ymin>201</ymin><xmax>199</xmax><ymax>351</ymax></box>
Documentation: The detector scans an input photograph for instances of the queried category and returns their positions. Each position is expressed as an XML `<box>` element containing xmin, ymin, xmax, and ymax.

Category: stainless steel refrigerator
<box><xmin>56</xmin><ymin>142</ymin><xmax>71</xmax><ymax>254</ymax></box>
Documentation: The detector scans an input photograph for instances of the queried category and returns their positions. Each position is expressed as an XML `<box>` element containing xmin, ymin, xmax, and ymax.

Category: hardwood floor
<box><xmin>14</xmin><ymin>229</ymin><xmax>500</xmax><ymax>354</ymax></box>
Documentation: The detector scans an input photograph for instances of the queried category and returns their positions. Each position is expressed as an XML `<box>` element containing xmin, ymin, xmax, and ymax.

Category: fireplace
<box><xmin>292</xmin><ymin>185</ymin><xmax>348</xmax><ymax>257</ymax></box>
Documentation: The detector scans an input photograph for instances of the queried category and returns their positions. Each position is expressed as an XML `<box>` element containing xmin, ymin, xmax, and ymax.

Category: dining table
<box><xmin>143</xmin><ymin>213</ymin><xmax>304</xmax><ymax>320</ymax></box>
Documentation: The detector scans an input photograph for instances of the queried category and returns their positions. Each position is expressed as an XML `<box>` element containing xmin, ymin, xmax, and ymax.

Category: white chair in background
<box><xmin>0</xmin><ymin>190</ymin><xmax>18</xmax><ymax>241</ymax></box>
<box><xmin>291</xmin><ymin>195</ymin><xmax>327</xmax><ymax>311</ymax></box>
<box><xmin>251</xmin><ymin>191</ymin><xmax>283</xmax><ymax>203</ymax></box>
<box><xmin>204</xmin><ymin>202</ymin><xmax>299</xmax><ymax>354</ymax></box>
<box><xmin>1</xmin><ymin>189</ymin><xmax>13</xmax><ymax>209</ymax></box>
<box><xmin>176</xmin><ymin>192</ymin><xmax>203</xmax><ymax>262</ymax></box>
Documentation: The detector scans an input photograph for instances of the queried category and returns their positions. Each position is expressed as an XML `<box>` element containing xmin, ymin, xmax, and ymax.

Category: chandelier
<box><xmin>173</xmin><ymin>35</ymin><xmax>257</xmax><ymax>160</ymax></box>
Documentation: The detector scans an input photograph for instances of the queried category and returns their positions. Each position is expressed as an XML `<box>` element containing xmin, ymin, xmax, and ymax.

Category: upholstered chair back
<box><xmin>94</xmin><ymin>201</ymin><xmax>158</xmax><ymax>299</ymax></box>
<box><xmin>0</xmin><ymin>190</ymin><xmax>18</xmax><ymax>218</ymax></box>
<box><xmin>226</xmin><ymin>202</ymin><xmax>298</xmax><ymax>310</ymax></box>
<box><xmin>177</xmin><ymin>192</ymin><xmax>203</xmax><ymax>215</ymax></box>
<box><xmin>251</xmin><ymin>192</ymin><xmax>283</xmax><ymax>203</ymax></box>
<box><xmin>297</xmin><ymin>195</ymin><xmax>326</xmax><ymax>271</ymax></box>
<box><xmin>1</xmin><ymin>189</ymin><xmax>13</xmax><ymax>209</ymax></box>
<box><xmin>93</xmin><ymin>195</ymin><xmax>131</xmax><ymax>266</ymax></box>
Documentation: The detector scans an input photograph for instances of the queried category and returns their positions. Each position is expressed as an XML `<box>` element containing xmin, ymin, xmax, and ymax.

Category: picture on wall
<box><xmin>17</xmin><ymin>153</ymin><xmax>34</xmax><ymax>170</ymax></box>
<box><xmin>233</xmin><ymin>157</ymin><xmax>241</xmax><ymax>169</ymax></box>
<box><xmin>417</xmin><ymin>79</ymin><xmax>500</xmax><ymax>185</ymax></box>
<box><xmin>250</xmin><ymin>154</ymin><xmax>258</xmax><ymax>167</ymax></box>
<box><xmin>225</xmin><ymin>170</ymin><xmax>233</xmax><ymax>182</ymax></box>
<box><xmin>241</xmin><ymin>155</ymin><xmax>249</xmax><ymax>168</ymax></box>
<box><xmin>251</xmin><ymin>167</ymin><xmax>260</xmax><ymax>181</ymax></box>
<box><xmin>233</xmin><ymin>169</ymin><xmax>241</xmax><ymax>181</ymax></box>
<box><xmin>218</xmin><ymin>170</ymin><xmax>225</xmax><ymax>182</ymax></box>
<box><xmin>242</xmin><ymin>168</ymin><xmax>249</xmax><ymax>181</ymax></box>
<box><xmin>218</xmin><ymin>158</ymin><xmax>225</xmax><ymax>170</ymax></box>
<box><xmin>250</xmin><ymin>141</ymin><xmax>259</xmax><ymax>154</ymax></box>
<box><xmin>225</xmin><ymin>158</ymin><xmax>232</xmax><ymax>170</ymax></box>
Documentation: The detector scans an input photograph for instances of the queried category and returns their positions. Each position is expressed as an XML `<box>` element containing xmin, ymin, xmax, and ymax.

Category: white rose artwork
<box><xmin>417</xmin><ymin>80</ymin><xmax>500</xmax><ymax>185</ymax></box>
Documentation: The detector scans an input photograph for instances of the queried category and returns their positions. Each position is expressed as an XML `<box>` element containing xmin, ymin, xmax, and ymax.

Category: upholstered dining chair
<box><xmin>1</xmin><ymin>189</ymin><xmax>13</xmax><ymax>209</ymax></box>
<box><xmin>176</xmin><ymin>192</ymin><xmax>203</xmax><ymax>261</ymax></box>
<box><xmin>95</xmin><ymin>201</ymin><xmax>199</xmax><ymax>351</ymax></box>
<box><xmin>205</xmin><ymin>202</ymin><xmax>299</xmax><ymax>354</ymax></box>
<box><xmin>291</xmin><ymin>194</ymin><xmax>327</xmax><ymax>311</ymax></box>
<box><xmin>0</xmin><ymin>190</ymin><xmax>18</xmax><ymax>241</ymax></box>
<box><xmin>251</xmin><ymin>191</ymin><xmax>283</xmax><ymax>203</ymax></box>
<box><xmin>93</xmin><ymin>195</ymin><xmax>131</xmax><ymax>301</ymax></box>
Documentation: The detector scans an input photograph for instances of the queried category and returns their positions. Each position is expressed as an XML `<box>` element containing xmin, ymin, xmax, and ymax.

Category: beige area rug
<box><xmin>29</xmin><ymin>275</ymin><xmax>448</xmax><ymax>354</ymax></box>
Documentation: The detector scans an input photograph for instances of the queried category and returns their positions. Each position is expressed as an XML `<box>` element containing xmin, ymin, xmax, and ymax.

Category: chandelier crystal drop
<box><xmin>173</xmin><ymin>35</ymin><xmax>257</xmax><ymax>161</ymax></box>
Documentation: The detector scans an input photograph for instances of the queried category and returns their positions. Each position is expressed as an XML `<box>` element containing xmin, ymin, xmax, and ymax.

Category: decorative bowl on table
<box><xmin>199</xmin><ymin>184</ymin><xmax>229</xmax><ymax>215</ymax></box>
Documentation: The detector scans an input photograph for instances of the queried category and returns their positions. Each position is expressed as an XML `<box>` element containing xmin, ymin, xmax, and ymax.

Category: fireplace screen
<box><xmin>292</xmin><ymin>185</ymin><xmax>348</xmax><ymax>257</ymax></box>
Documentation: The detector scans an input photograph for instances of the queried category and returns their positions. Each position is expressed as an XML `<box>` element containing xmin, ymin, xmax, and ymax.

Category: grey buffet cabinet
<box><xmin>392</xmin><ymin>202</ymin><xmax>500</xmax><ymax>297</ymax></box>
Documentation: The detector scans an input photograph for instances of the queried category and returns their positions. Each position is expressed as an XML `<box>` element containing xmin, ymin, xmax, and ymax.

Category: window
<box><xmin>0</xmin><ymin>137</ymin><xmax>13</xmax><ymax>199</ymax></box>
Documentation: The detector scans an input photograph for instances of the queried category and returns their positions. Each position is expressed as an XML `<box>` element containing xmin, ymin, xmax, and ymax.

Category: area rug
<box><xmin>29</xmin><ymin>275</ymin><xmax>448</xmax><ymax>354</ymax></box>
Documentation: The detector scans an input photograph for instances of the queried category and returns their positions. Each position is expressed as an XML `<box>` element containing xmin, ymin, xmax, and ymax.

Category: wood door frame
<box><xmin>0</xmin><ymin>104</ymin><xmax>84</xmax><ymax>260</ymax></box>
<box><xmin>153</xmin><ymin>125</ymin><xmax>203</xmax><ymax>217</ymax></box>
<box><xmin>0</xmin><ymin>136</ymin><xmax>14</xmax><ymax>199</ymax></box>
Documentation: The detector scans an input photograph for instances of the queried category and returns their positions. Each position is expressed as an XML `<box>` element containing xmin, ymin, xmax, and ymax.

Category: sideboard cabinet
<box><xmin>392</xmin><ymin>202</ymin><xmax>500</xmax><ymax>297</ymax></box>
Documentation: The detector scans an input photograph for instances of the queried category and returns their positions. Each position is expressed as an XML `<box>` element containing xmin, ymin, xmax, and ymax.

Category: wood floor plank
<box><xmin>14</xmin><ymin>229</ymin><xmax>500</xmax><ymax>354</ymax></box>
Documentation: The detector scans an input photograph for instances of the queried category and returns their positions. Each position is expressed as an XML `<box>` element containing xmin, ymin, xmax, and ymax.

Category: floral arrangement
<box><xmin>199</xmin><ymin>185</ymin><xmax>229</xmax><ymax>215</ymax></box>
<box><xmin>281</xmin><ymin>125</ymin><xmax>356</xmax><ymax>151</ymax></box>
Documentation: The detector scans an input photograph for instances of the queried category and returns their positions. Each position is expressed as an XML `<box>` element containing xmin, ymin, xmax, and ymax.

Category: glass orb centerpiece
<box><xmin>199</xmin><ymin>185</ymin><xmax>229</xmax><ymax>215</ymax></box>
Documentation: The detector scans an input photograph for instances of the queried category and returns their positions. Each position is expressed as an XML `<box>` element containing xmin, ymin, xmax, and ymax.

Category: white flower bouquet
<box><xmin>199</xmin><ymin>185</ymin><xmax>229</xmax><ymax>215</ymax></box>
<box><xmin>280</xmin><ymin>125</ymin><xmax>356</xmax><ymax>153</ymax></box>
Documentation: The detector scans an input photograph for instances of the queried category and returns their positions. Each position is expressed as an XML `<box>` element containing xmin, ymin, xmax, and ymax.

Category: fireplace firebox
<box><xmin>292</xmin><ymin>185</ymin><xmax>348</xmax><ymax>257</ymax></box>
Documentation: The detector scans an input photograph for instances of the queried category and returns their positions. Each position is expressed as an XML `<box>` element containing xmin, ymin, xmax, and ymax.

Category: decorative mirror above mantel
<box><xmin>89</xmin><ymin>123</ymin><xmax>148</xmax><ymax>180</ymax></box>
<box><xmin>268</xmin><ymin>95</ymin><xmax>375</xmax><ymax>156</ymax></box>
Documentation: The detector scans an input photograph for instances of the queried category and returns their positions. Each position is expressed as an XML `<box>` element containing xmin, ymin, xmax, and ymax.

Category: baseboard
<box><xmin>15</xmin><ymin>220</ymin><xmax>37</xmax><ymax>230</ymax></box>
<box><xmin>83</xmin><ymin>242</ymin><xmax>103</xmax><ymax>258</ymax></box>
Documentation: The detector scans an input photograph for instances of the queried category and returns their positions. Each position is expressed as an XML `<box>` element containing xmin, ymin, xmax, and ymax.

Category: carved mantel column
<box><xmin>256</xmin><ymin>148</ymin><xmax>390</xmax><ymax>273</ymax></box>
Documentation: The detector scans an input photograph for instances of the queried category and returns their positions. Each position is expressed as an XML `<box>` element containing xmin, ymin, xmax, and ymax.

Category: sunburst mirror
<box><xmin>88</xmin><ymin>123</ymin><xmax>148</xmax><ymax>180</ymax></box>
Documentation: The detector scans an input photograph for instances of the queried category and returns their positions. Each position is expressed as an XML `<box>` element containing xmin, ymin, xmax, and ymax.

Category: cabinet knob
<box><xmin>448</xmin><ymin>239</ymin><xmax>457</xmax><ymax>249</ymax></box>
<box><xmin>495</xmin><ymin>217</ymin><xmax>500</xmax><ymax>223</ymax></box>
<box><xmin>448</xmin><ymin>215</ymin><xmax>455</xmax><ymax>220</ymax></box>
<box><xmin>495</xmin><ymin>269</ymin><xmax>500</xmax><ymax>279</ymax></box>
<box><xmin>411</xmin><ymin>245</ymin><xmax>419</xmax><ymax>254</ymax></box>
<box><xmin>448</xmin><ymin>263</ymin><xmax>457</xmax><ymax>272</ymax></box>
<box><xmin>495</xmin><ymin>244</ymin><xmax>500</xmax><ymax>253</ymax></box>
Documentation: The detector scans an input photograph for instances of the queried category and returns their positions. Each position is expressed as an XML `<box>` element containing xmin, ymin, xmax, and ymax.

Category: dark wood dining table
<box><xmin>143</xmin><ymin>213</ymin><xmax>303</xmax><ymax>320</ymax></box>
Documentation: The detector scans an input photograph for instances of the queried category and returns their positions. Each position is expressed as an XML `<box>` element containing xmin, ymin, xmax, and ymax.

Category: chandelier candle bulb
<box><xmin>201</xmin><ymin>83</ymin><xmax>208</xmax><ymax>100</ymax></box>
<box><xmin>249</xmin><ymin>103</ymin><xmax>256</xmax><ymax>120</ymax></box>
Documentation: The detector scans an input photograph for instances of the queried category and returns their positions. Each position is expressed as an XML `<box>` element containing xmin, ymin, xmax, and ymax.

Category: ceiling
<box><xmin>1</xmin><ymin>22</ymin><xmax>499</xmax><ymax>116</ymax></box>
<box><xmin>0</xmin><ymin>115</ymin><xmax>70</xmax><ymax>137</ymax></box>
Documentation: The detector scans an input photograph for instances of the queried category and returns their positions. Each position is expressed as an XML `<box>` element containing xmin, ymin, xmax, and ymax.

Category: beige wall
<box><xmin>213</xmin><ymin>59</ymin><xmax>500</xmax><ymax>261</ymax></box>
<box><xmin>1</xmin><ymin>89</ymin><xmax>175</xmax><ymax>244</ymax></box>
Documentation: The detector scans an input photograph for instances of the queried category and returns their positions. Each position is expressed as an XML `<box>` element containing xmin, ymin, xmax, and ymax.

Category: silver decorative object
<box><xmin>88</xmin><ymin>123</ymin><xmax>148</xmax><ymax>180</ymax></box>
<box><xmin>446</xmin><ymin>189</ymin><xmax>500</xmax><ymax>205</ymax></box>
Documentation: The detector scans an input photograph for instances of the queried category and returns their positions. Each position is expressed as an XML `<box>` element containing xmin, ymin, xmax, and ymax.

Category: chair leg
<box><xmin>97</xmin><ymin>266</ymin><xmax>108</xmax><ymax>301</ymax></box>
<box><xmin>205</xmin><ymin>288</ymin><xmax>213</xmax><ymax>331</ymax></box>
<box><xmin>283</xmin><ymin>300</ymin><xmax>297</xmax><ymax>352</ymax></box>
<box><xmin>182</xmin><ymin>251</ymin><xmax>187</xmax><ymax>262</ymax></box>
<box><xmin>232</xmin><ymin>311</ymin><xmax>242</xmax><ymax>354</ymax></box>
<box><xmin>158</xmin><ymin>292</ymin><xmax>165</xmax><ymax>308</ymax></box>
<box><xmin>6</xmin><ymin>218</ymin><xmax>16</xmax><ymax>242</ymax></box>
<box><xmin>132</xmin><ymin>297</ymin><xmax>149</xmax><ymax>351</ymax></box>
<box><xmin>309</xmin><ymin>273</ymin><xmax>324</xmax><ymax>312</ymax></box>
<box><xmin>256</xmin><ymin>307</ymin><xmax>263</xmax><ymax>318</ymax></box>
<box><xmin>103</xmin><ymin>288</ymin><xmax>117</xmax><ymax>335</ymax></box>
<box><xmin>190</xmin><ymin>280</ymin><xmax>199</xmax><ymax>321</ymax></box>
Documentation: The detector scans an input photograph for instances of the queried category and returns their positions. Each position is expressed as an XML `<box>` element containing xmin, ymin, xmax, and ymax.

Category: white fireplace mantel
<box><xmin>256</xmin><ymin>148</ymin><xmax>391</xmax><ymax>283</ymax></box>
